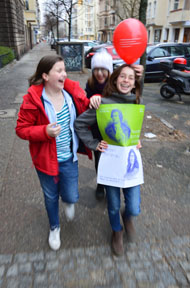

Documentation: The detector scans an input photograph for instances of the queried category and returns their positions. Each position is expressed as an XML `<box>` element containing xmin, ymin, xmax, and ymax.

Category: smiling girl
<box><xmin>74</xmin><ymin>64</ymin><xmax>142</xmax><ymax>256</ymax></box>
<box><xmin>16</xmin><ymin>55</ymin><xmax>100</xmax><ymax>251</ymax></box>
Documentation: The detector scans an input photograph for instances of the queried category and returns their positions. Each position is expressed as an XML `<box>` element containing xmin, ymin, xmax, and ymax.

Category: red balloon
<box><xmin>113</xmin><ymin>18</ymin><xmax>148</xmax><ymax>64</ymax></box>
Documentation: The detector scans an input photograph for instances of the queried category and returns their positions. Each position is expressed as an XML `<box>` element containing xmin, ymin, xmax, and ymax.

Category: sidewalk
<box><xmin>0</xmin><ymin>42</ymin><xmax>189</xmax><ymax>287</ymax></box>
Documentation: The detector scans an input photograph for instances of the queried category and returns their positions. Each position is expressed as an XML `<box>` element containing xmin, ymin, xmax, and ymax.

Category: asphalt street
<box><xmin>0</xmin><ymin>42</ymin><xmax>189</xmax><ymax>287</ymax></box>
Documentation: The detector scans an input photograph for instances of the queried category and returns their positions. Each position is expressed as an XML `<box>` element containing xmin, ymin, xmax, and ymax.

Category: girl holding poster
<box><xmin>75</xmin><ymin>64</ymin><xmax>142</xmax><ymax>256</ymax></box>
<box><xmin>85</xmin><ymin>50</ymin><xmax>143</xmax><ymax>200</ymax></box>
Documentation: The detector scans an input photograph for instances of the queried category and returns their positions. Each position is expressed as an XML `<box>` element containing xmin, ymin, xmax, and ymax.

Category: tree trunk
<box><xmin>139</xmin><ymin>0</ymin><xmax>148</xmax><ymax>95</ymax></box>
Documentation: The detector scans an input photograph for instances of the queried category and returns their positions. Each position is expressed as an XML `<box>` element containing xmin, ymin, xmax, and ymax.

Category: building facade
<box><xmin>24</xmin><ymin>0</ymin><xmax>40</xmax><ymax>50</ymax></box>
<box><xmin>147</xmin><ymin>0</ymin><xmax>190</xmax><ymax>43</ymax></box>
<box><xmin>0</xmin><ymin>0</ymin><xmax>25</xmax><ymax>59</ymax></box>
<box><xmin>0</xmin><ymin>0</ymin><xmax>40</xmax><ymax>59</ymax></box>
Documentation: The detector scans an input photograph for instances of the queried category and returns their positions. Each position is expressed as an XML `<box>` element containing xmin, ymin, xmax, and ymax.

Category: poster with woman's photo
<box><xmin>96</xmin><ymin>104</ymin><xmax>145</xmax><ymax>147</ymax></box>
<box><xmin>96</xmin><ymin>104</ymin><xmax>145</xmax><ymax>188</ymax></box>
<box><xmin>97</xmin><ymin>145</ymin><xmax>144</xmax><ymax>188</ymax></box>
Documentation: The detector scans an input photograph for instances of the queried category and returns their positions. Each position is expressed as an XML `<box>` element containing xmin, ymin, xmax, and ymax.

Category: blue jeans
<box><xmin>36</xmin><ymin>157</ymin><xmax>79</xmax><ymax>230</ymax></box>
<box><xmin>105</xmin><ymin>185</ymin><xmax>141</xmax><ymax>231</ymax></box>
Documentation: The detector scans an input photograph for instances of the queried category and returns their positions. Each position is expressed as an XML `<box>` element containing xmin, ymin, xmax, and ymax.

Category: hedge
<box><xmin>0</xmin><ymin>46</ymin><xmax>15</xmax><ymax>67</ymax></box>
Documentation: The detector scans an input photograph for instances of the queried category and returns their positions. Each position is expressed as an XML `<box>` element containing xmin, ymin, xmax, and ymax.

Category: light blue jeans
<box><xmin>105</xmin><ymin>185</ymin><xmax>141</xmax><ymax>231</ymax></box>
<box><xmin>36</xmin><ymin>157</ymin><xmax>79</xmax><ymax>230</ymax></box>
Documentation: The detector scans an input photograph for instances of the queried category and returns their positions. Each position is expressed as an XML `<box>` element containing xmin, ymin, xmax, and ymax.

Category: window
<box><xmin>174</xmin><ymin>0</ymin><xmax>179</xmax><ymax>10</ymax></box>
<box><xmin>25</xmin><ymin>0</ymin><xmax>29</xmax><ymax>10</ymax></box>
<box><xmin>151</xmin><ymin>47</ymin><xmax>170</xmax><ymax>58</ymax></box>
<box><xmin>184</xmin><ymin>0</ymin><xmax>190</xmax><ymax>9</ymax></box>
<box><xmin>174</xmin><ymin>28</ymin><xmax>180</xmax><ymax>42</ymax></box>
<box><xmin>153</xmin><ymin>1</ymin><xmax>157</xmax><ymax>17</ymax></box>
<box><xmin>170</xmin><ymin>46</ymin><xmax>184</xmax><ymax>56</ymax></box>
<box><xmin>154</xmin><ymin>29</ymin><xmax>162</xmax><ymax>42</ymax></box>
<box><xmin>168</xmin><ymin>0</ymin><xmax>171</xmax><ymax>14</ymax></box>
<box><xmin>147</xmin><ymin>3</ymin><xmax>151</xmax><ymax>18</ymax></box>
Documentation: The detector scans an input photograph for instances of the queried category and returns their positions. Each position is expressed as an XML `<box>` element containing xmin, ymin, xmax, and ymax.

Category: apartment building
<box><xmin>24</xmin><ymin>0</ymin><xmax>40</xmax><ymax>49</ymax></box>
<box><xmin>73</xmin><ymin>0</ymin><xmax>98</xmax><ymax>40</ymax></box>
<box><xmin>98</xmin><ymin>0</ymin><xmax>116</xmax><ymax>42</ymax></box>
<box><xmin>147</xmin><ymin>0</ymin><xmax>190</xmax><ymax>43</ymax></box>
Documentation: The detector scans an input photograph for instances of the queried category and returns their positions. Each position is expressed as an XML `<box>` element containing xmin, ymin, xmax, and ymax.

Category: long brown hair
<box><xmin>103</xmin><ymin>64</ymin><xmax>141</xmax><ymax>104</ymax></box>
<box><xmin>28</xmin><ymin>55</ymin><xmax>64</xmax><ymax>86</ymax></box>
<box><xmin>87</xmin><ymin>70</ymin><xmax>111</xmax><ymax>90</ymax></box>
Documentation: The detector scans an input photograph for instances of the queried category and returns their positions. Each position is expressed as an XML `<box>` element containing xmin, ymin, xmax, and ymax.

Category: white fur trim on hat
<box><xmin>91</xmin><ymin>49</ymin><xmax>113</xmax><ymax>74</ymax></box>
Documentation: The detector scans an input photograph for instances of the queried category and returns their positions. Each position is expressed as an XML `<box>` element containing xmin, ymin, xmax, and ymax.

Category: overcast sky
<box><xmin>38</xmin><ymin>0</ymin><xmax>45</xmax><ymax>22</ymax></box>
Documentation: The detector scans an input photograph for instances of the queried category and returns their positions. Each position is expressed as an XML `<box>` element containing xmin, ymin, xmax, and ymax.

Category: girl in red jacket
<box><xmin>16</xmin><ymin>55</ymin><xmax>99</xmax><ymax>251</ymax></box>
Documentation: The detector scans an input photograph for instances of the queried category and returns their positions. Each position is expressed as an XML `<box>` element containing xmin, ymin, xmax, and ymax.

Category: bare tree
<box><xmin>44</xmin><ymin>14</ymin><xmax>57</xmax><ymax>39</ymax></box>
<box><xmin>112</xmin><ymin>0</ymin><xmax>140</xmax><ymax>21</ymax></box>
<box><xmin>59</xmin><ymin>0</ymin><xmax>78</xmax><ymax>41</ymax></box>
<box><xmin>44</xmin><ymin>0</ymin><xmax>79</xmax><ymax>41</ymax></box>
<box><xmin>44</xmin><ymin>0</ymin><xmax>65</xmax><ymax>41</ymax></box>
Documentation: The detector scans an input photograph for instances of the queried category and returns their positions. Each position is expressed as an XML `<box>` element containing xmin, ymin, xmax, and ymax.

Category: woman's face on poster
<box><xmin>112</xmin><ymin>111</ymin><xmax>120</xmax><ymax>124</ymax></box>
<box><xmin>129</xmin><ymin>150</ymin><xmax>135</xmax><ymax>166</ymax></box>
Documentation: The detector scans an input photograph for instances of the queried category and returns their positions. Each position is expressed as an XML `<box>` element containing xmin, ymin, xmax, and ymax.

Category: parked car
<box><xmin>78</xmin><ymin>40</ymin><xmax>98</xmax><ymax>53</ymax></box>
<box><xmin>114</xmin><ymin>42</ymin><xmax>190</xmax><ymax>81</ymax></box>
<box><xmin>85</xmin><ymin>44</ymin><xmax>121</xmax><ymax>69</ymax></box>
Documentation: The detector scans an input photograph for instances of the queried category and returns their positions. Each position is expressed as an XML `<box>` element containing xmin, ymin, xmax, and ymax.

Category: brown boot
<box><xmin>111</xmin><ymin>230</ymin><xmax>124</xmax><ymax>256</ymax></box>
<box><xmin>122</xmin><ymin>214</ymin><xmax>135</xmax><ymax>242</ymax></box>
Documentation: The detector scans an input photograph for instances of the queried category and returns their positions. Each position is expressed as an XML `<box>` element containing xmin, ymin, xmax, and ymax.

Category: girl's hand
<box><xmin>96</xmin><ymin>140</ymin><xmax>108</xmax><ymax>152</ymax></box>
<box><xmin>46</xmin><ymin>122</ymin><xmax>61</xmax><ymax>137</ymax></box>
<box><xmin>136</xmin><ymin>140</ymin><xmax>142</xmax><ymax>149</ymax></box>
<box><xmin>131</xmin><ymin>64</ymin><xmax>144</xmax><ymax>78</ymax></box>
<box><xmin>89</xmin><ymin>94</ymin><xmax>102</xmax><ymax>109</ymax></box>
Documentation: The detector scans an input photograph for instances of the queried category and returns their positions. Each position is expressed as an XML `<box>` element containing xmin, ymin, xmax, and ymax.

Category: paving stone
<box><xmin>158</xmin><ymin>271</ymin><xmax>177</xmax><ymax>286</ymax></box>
<box><xmin>102</xmin><ymin>256</ymin><xmax>114</xmax><ymax>269</ymax></box>
<box><xmin>18</xmin><ymin>263</ymin><xmax>32</xmax><ymax>275</ymax></box>
<box><xmin>0</xmin><ymin>266</ymin><xmax>5</xmax><ymax>279</ymax></box>
<box><xmin>174</xmin><ymin>269</ymin><xmax>188</xmax><ymax>286</ymax></box>
<box><xmin>179</xmin><ymin>261</ymin><xmax>190</xmax><ymax>272</ymax></box>
<box><xmin>6</xmin><ymin>278</ymin><xmax>19</xmax><ymax>288</ymax></box>
<box><xmin>127</xmin><ymin>251</ymin><xmax>137</xmax><ymax>262</ymax></box>
<box><xmin>18</xmin><ymin>275</ymin><xmax>33</xmax><ymax>287</ymax></box>
<box><xmin>46</xmin><ymin>260</ymin><xmax>59</xmax><ymax>271</ymax></box>
<box><xmin>121</xmin><ymin>277</ymin><xmax>136</xmax><ymax>288</ymax></box>
<box><xmin>14</xmin><ymin>253</ymin><xmax>28</xmax><ymax>263</ymax></box>
<box><xmin>0</xmin><ymin>255</ymin><xmax>12</xmax><ymax>265</ymax></box>
<box><xmin>59</xmin><ymin>250</ymin><xmax>71</xmax><ymax>261</ymax></box>
<box><xmin>45</xmin><ymin>251</ymin><xmax>57</xmax><ymax>260</ymax></box>
<box><xmin>135</xmin><ymin>270</ymin><xmax>148</xmax><ymax>282</ymax></box>
<box><xmin>61</xmin><ymin>259</ymin><xmax>75</xmax><ymax>272</ymax></box>
<box><xmin>33</xmin><ymin>261</ymin><xmax>45</xmax><ymax>272</ymax></box>
<box><xmin>6</xmin><ymin>263</ymin><xmax>18</xmax><ymax>277</ymax></box>
<box><xmin>28</xmin><ymin>251</ymin><xmax>44</xmax><ymax>262</ymax></box>
<box><xmin>115</xmin><ymin>261</ymin><xmax>131</xmax><ymax>273</ymax></box>
<box><xmin>34</xmin><ymin>273</ymin><xmax>48</xmax><ymax>286</ymax></box>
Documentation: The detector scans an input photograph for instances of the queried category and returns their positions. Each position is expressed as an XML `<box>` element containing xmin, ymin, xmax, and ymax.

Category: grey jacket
<box><xmin>74</xmin><ymin>93</ymin><xmax>137</xmax><ymax>151</ymax></box>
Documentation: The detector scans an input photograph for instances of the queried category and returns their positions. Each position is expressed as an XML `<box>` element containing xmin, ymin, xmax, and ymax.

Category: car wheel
<box><xmin>160</xmin><ymin>84</ymin><xmax>175</xmax><ymax>99</ymax></box>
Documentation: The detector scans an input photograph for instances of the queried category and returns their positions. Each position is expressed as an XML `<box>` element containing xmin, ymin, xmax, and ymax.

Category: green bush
<box><xmin>0</xmin><ymin>46</ymin><xmax>15</xmax><ymax>67</ymax></box>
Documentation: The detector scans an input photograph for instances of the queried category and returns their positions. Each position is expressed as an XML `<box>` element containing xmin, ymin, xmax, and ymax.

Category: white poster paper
<box><xmin>97</xmin><ymin>145</ymin><xmax>144</xmax><ymax>188</ymax></box>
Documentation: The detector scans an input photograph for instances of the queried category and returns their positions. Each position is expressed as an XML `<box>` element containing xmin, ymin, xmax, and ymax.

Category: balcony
<box><xmin>168</xmin><ymin>9</ymin><xmax>190</xmax><ymax>24</ymax></box>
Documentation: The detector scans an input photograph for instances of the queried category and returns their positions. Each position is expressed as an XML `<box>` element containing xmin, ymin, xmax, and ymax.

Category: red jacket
<box><xmin>16</xmin><ymin>78</ymin><xmax>92</xmax><ymax>176</ymax></box>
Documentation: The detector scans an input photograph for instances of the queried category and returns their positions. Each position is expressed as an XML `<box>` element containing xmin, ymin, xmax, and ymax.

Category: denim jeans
<box><xmin>36</xmin><ymin>157</ymin><xmax>79</xmax><ymax>230</ymax></box>
<box><xmin>105</xmin><ymin>185</ymin><xmax>141</xmax><ymax>231</ymax></box>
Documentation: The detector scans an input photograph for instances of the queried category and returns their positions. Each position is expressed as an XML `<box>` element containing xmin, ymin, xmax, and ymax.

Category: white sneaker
<box><xmin>64</xmin><ymin>204</ymin><xmax>75</xmax><ymax>221</ymax></box>
<box><xmin>48</xmin><ymin>228</ymin><xmax>61</xmax><ymax>251</ymax></box>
